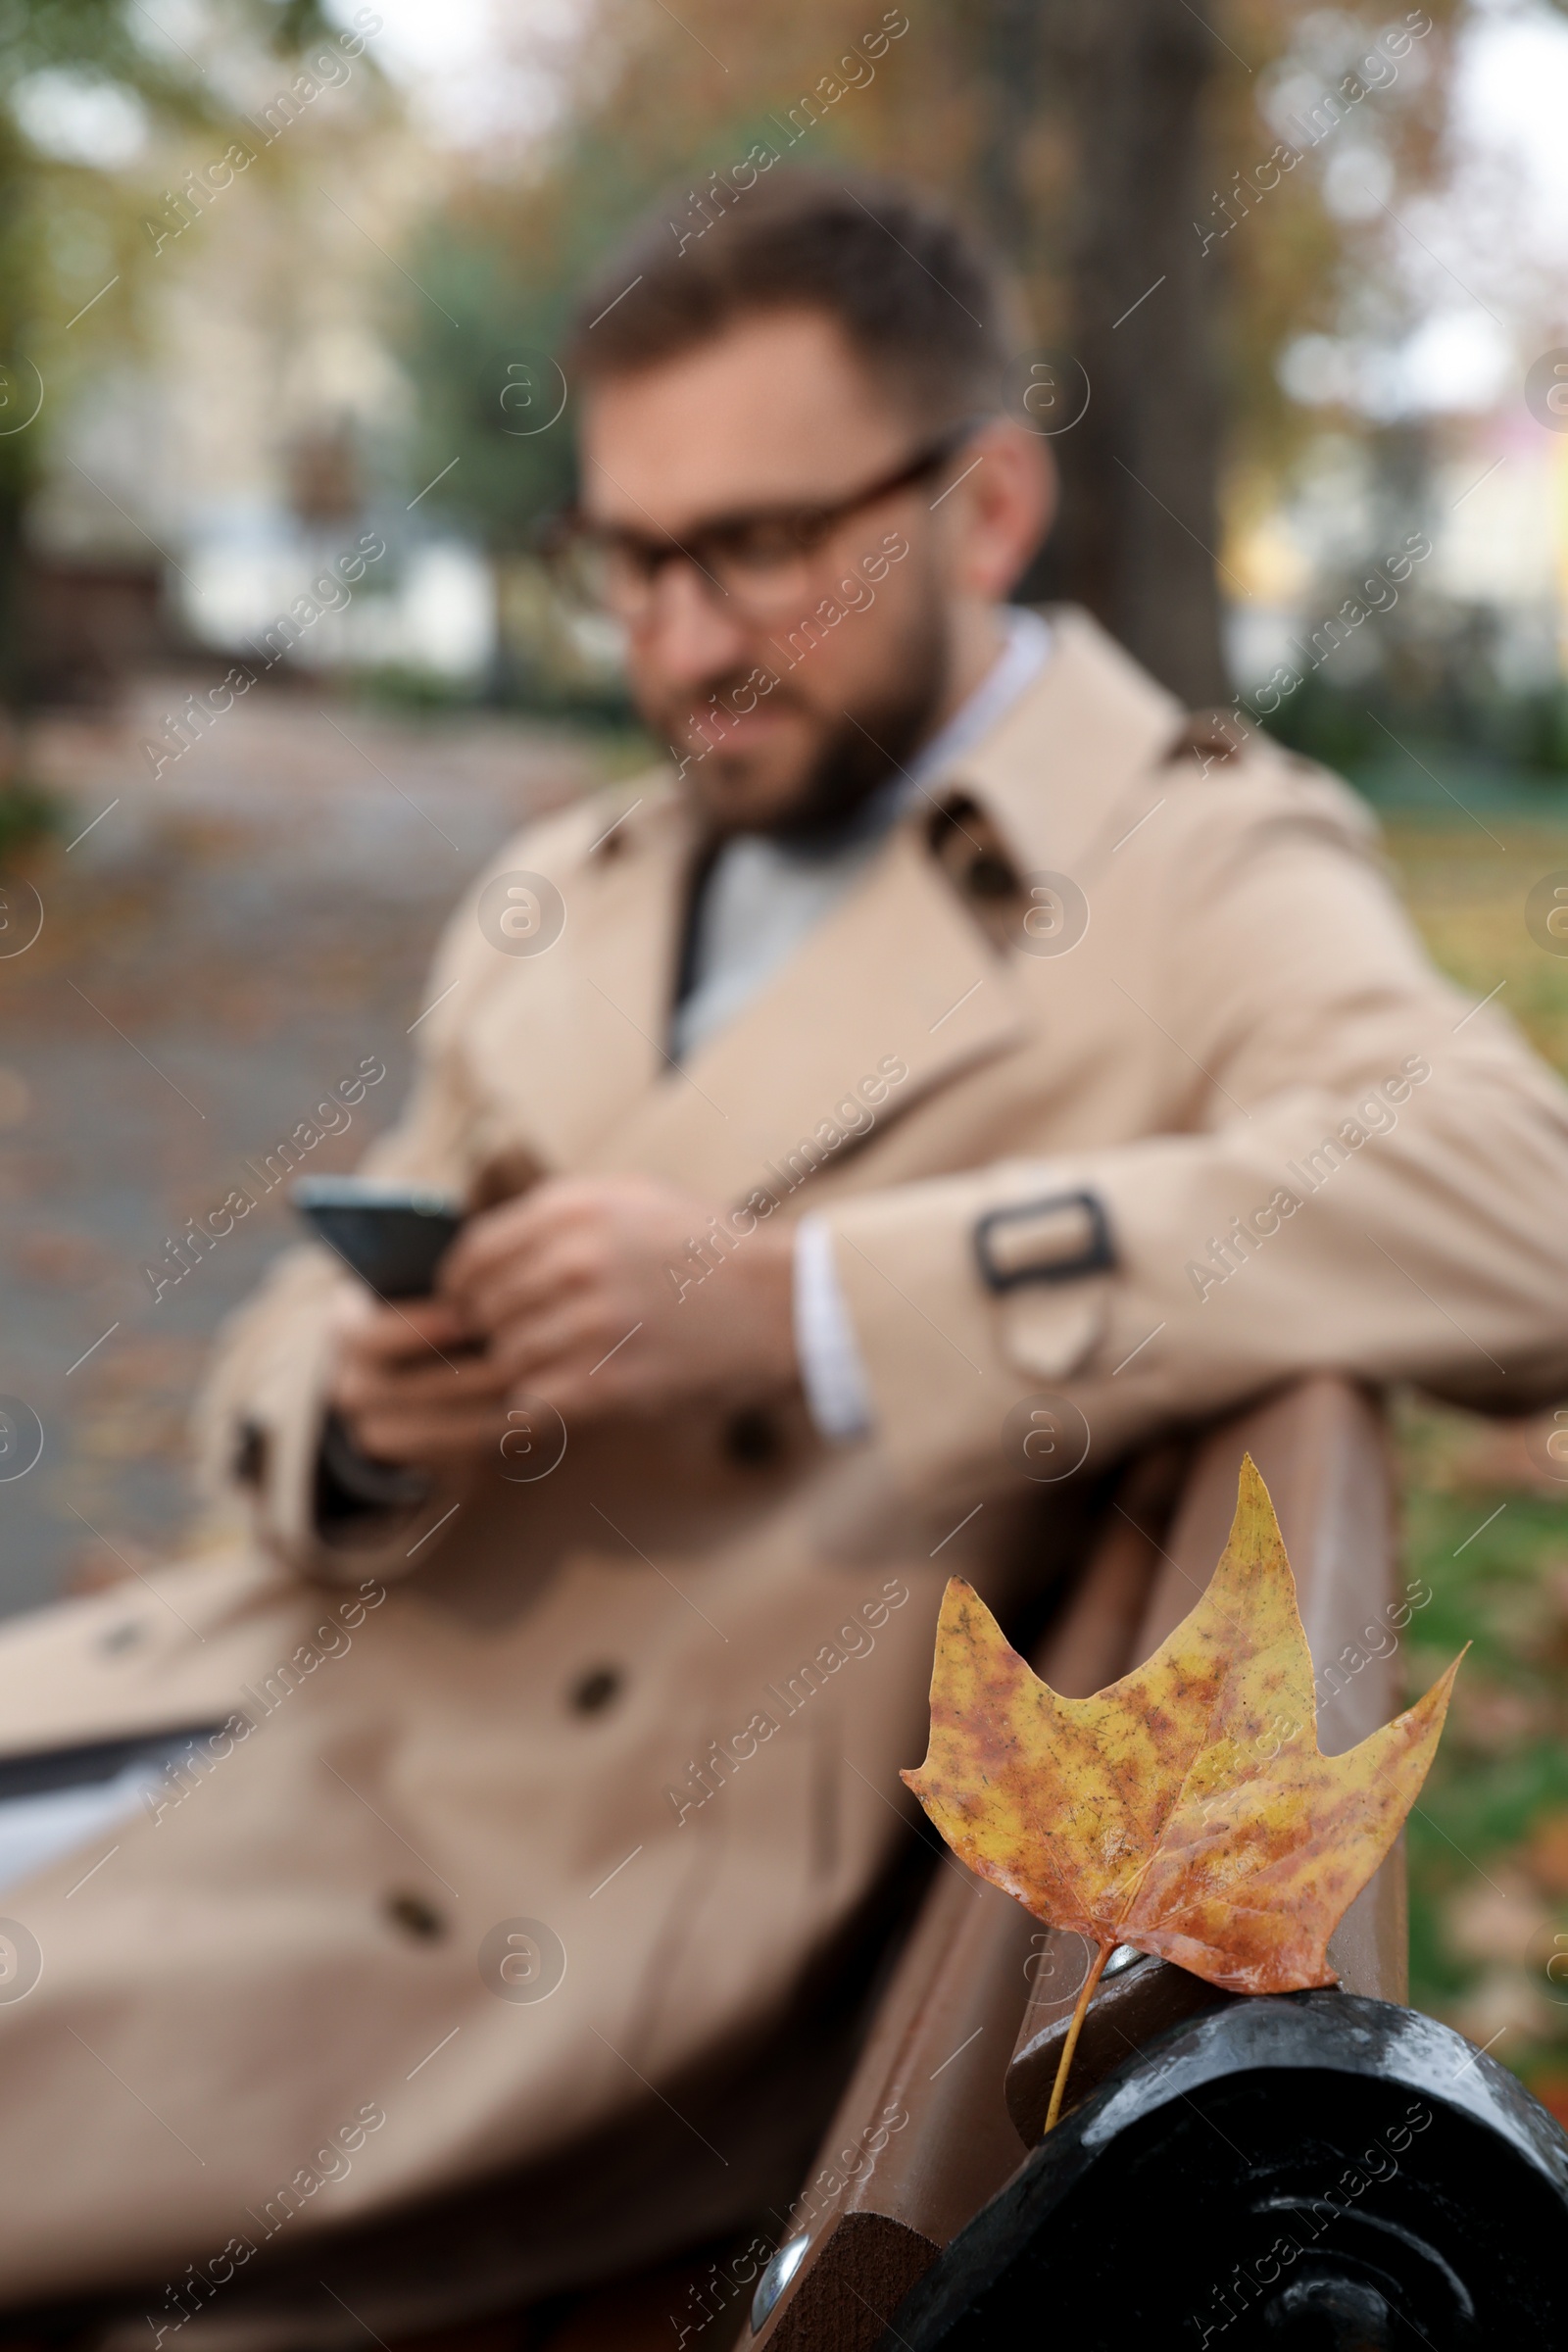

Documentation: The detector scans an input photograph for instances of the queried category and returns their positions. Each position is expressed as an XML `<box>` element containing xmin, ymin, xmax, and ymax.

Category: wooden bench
<box><xmin>745</xmin><ymin>1375</ymin><xmax>1407</xmax><ymax>2350</ymax></box>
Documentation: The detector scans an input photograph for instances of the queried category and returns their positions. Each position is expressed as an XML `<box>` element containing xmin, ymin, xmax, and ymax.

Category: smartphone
<box><xmin>292</xmin><ymin>1175</ymin><xmax>465</xmax><ymax>1299</ymax></box>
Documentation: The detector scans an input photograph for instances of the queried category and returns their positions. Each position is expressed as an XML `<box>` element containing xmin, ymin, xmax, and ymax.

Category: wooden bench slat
<box><xmin>748</xmin><ymin>1474</ymin><xmax>1166</xmax><ymax>2349</ymax></box>
<box><xmin>1005</xmin><ymin>1375</ymin><xmax>1407</xmax><ymax>2145</ymax></box>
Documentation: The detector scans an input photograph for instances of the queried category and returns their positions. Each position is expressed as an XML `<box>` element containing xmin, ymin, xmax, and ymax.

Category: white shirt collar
<box><xmin>670</xmin><ymin>608</ymin><xmax>1054</xmax><ymax>1061</ymax></box>
<box><xmin>903</xmin><ymin>607</ymin><xmax>1054</xmax><ymax>796</ymax></box>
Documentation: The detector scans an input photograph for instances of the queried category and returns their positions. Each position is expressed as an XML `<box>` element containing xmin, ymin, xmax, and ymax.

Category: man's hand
<box><xmin>326</xmin><ymin>1294</ymin><xmax>511</xmax><ymax>1471</ymax></box>
<box><xmin>438</xmin><ymin>1175</ymin><xmax>797</xmax><ymax>1425</ymax></box>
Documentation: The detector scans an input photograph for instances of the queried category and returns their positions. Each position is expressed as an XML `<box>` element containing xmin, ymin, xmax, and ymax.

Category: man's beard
<box><xmin>663</xmin><ymin>597</ymin><xmax>952</xmax><ymax>844</ymax></box>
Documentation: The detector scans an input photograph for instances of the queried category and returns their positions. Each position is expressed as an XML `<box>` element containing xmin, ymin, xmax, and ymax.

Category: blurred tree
<box><xmin>395</xmin><ymin>0</ymin><xmax>960</xmax><ymax>565</ymax></box>
<box><xmin>396</xmin><ymin>0</ymin><xmax>1461</xmax><ymax>711</ymax></box>
<box><xmin>1015</xmin><ymin>0</ymin><xmax>1232</xmax><ymax>704</ymax></box>
<box><xmin>958</xmin><ymin>0</ymin><xmax>1459</xmax><ymax>706</ymax></box>
<box><xmin>0</xmin><ymin>0</ymin><xmax>337</xmax><ymax>729</ymax></box>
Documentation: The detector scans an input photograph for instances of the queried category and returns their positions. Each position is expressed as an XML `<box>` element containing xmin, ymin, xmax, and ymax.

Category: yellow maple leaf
<box><xmin>902</xmin><ymin>1456</ymin><xmax>1463</xmax><ymax>2127</ymax></box>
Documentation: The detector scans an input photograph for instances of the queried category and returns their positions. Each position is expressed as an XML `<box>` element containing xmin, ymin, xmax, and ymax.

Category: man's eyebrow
<box><xmin>582</xmin><ymin>474</ymin><xmax>808</xmax><ymax>537</ymax></box>
<box><xmin>582</xmin><ymin>477</ymin><xmax>884</xmax><ymax>544</ymax></box>
<box><xmin>583</xmin><ymin>455</ymin><xmax>686</xmax><ymax>542</ymax></box>
<box><xmin>583</xmin><ymin>456</ymin><xmax>729</xmax><ymax>592</ymax></box>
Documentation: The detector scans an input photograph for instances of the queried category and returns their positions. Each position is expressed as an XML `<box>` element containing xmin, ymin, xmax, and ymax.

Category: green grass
<box><xmin>1384</xmin><ymin>808</ymin><xmax>1568</xmax><ymax>2119</ymax></box>
<box><xmin>0</xmin><ymin>779</ymin><xmax>62</xmax><ymax>864</ymax></box>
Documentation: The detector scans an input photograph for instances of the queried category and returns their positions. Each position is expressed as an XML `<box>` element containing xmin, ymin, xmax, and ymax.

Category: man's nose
<box><xmin>637</xmin><ymin>558</ymin><xmax>753</xmax><ymax>689</ymax></box>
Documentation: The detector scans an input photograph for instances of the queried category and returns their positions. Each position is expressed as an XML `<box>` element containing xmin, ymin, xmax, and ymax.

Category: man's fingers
<box><xmin>440</xmin><ymin>1189</ymin><xmax>572</xmax><ymax>1301</ymax></box>
<box><xmin>455</xmin><ymin>1237</ymin><xmax>608</xmax><ymax>1339</ymax></box>
<box><xmin>353</xmin><ymin>1406</ymin><xmax>508</xmax><ymax>1464</ymax></box>
<box><xmin>488</xmin><ymin>1299</ymin><xmax>637</xmax><ymax>1390</ymax></box>
<box><xmin>332</xmin><ymin>1352</ymin><xmax>507</xmax><ymax>1417</ymax></box>
<box><xmin>440</xmin><ymin>1176</ymin><xmax>678</xmax><ymax>1308</ymax></box>
<box><xmin>376</xmin><ymin>1299</ymin><xmax>471</xmax><ymax>1357</ymax></box>
<box><xmin>338</xmin><ymin>1299</ymin><xmax>472</xmax><ymax>1369</ymax></box>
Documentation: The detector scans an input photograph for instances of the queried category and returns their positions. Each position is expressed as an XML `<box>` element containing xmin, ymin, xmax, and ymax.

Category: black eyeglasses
<box><xmin>543</xmin><ymin>418</ymin><xmax>981</xmax><ymax>623</ymax></box>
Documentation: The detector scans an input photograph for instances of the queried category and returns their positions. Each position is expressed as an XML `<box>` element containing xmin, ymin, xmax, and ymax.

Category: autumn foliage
<box><xmin>903</xmin><ymin>1457</ymin><xmax>1463</xmax><ymax>2123</ymax></box>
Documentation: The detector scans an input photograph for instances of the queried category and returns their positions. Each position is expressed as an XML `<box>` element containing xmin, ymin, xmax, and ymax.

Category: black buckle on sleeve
<box><xmin>973</xmin><ymin>1189</ymin><xmax>1116</xmax><ymax>1295</ymax></box>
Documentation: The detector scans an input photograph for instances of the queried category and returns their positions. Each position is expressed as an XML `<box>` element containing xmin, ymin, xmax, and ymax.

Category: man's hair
<box><xmin>564</xmin><ymin>169</ymin><xmax>1020</xmax><ymax>428</ymax></box>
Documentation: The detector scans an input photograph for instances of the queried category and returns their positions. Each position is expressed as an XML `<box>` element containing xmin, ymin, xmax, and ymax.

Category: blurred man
<box><xmin>2</xmin><ymin>170</ymin><xmax>1568</xmax><ymax>2344</ymax></box>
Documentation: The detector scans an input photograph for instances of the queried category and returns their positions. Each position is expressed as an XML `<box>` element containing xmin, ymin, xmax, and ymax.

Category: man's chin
<box><xmin>682</xmin><ymin>746</ymin><xmax>817</xmax><ymax>838</ymax></box>
<box><xmin>663</xmin><ymin>628</ymin><xmax>950</xmax><ymax>841</ymax></box>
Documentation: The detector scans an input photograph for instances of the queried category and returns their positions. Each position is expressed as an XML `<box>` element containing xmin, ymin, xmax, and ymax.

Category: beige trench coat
<box><xmin>3</xmin><ymin>609</ymin><xmax>1568</xmax><ymax>2327</ymax></box>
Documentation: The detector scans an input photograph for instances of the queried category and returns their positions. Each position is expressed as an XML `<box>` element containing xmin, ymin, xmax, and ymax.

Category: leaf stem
<box><xmin>1045</xmin><ymin>1938</ymin><xmax>1114</xmax><ymax>2133</ymax></box>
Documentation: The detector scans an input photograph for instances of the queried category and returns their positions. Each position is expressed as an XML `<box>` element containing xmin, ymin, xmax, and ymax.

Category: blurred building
<box><xmin>21</xmin><ymin>24</ymin><xmax>497</xmax><ymax>701</ymax></box>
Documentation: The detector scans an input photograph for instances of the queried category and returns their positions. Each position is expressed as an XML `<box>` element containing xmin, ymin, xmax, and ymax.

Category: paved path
<box><xmin>0</xmin><ymin>676</ymin><xmax>603</xmax><ymax>1616</ymax></box>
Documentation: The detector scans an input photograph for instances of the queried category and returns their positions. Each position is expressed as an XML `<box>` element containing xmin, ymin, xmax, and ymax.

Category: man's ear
<box><xmin>945</xmin><ymin>421</ymin><xmax>1055</xmax><ymax>600</ymax></box>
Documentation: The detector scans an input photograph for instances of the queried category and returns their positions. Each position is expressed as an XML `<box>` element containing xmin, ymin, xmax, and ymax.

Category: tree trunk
<box><xmin>972</xmin><ymin>0</ymin><xmax>1231</xmax><ymax>709</ymax></box>
<box><xmin>1055</xmin><ymin>0</ymin><xmax>1229</xmax><ymax>705</ymax></box>
<box><xmin>968</xmin><ymin>0</ymin><xmax>1049</xmax><ymax>270</ymax></box>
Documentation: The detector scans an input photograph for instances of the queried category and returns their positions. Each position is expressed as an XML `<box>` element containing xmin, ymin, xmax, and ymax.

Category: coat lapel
<box><xmin>955</xmin><ymin>606</ymin><xmax>1185</xmax><ymax>884</ymax></box>
<box><xmin>463</xmin><ymin>785</ymin><xmax>697</xmax><ymax>1178</ymax></box>
<box><xmin>586</xmin><ymin>817</ymin><xmax>1027</xmax><ymax>1200</ymax></box>
<box><xmin>478</xmin><ymin>608</ymin><xmax>1186</xmax><ymax>1205</ymax></box>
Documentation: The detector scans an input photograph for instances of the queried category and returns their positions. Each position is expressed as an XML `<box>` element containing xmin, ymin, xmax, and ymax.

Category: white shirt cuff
<box><xmin>793</xmin><ymin>1216</ymin><xmax>875</xmax><ymax>1444</ymax></box>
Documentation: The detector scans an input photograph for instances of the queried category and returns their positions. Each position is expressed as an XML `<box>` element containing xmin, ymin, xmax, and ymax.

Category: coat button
<box><xmin>231</xmin><ymin>1418</ymin><xmax>269</xmax><ymax>1489</ymax></box>
<box><xmin>965</xmin><ymin>850</ymin><xmax>1018</xmax><ymax>900</ymax></box>
<box><xmin>570</xmin><ymin>1665</ymin><xmax>622</xmax><ymax>1715</ymax></box>
<box><xmin>385</xmin><ymin>1891</ymin><xmax>446</xmax><ymax>1941</ymax></box>
<box><xmin>724</xmin><ymin>1407</ymin><xmax>780</xmax><ymax>1466</ymax></box>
